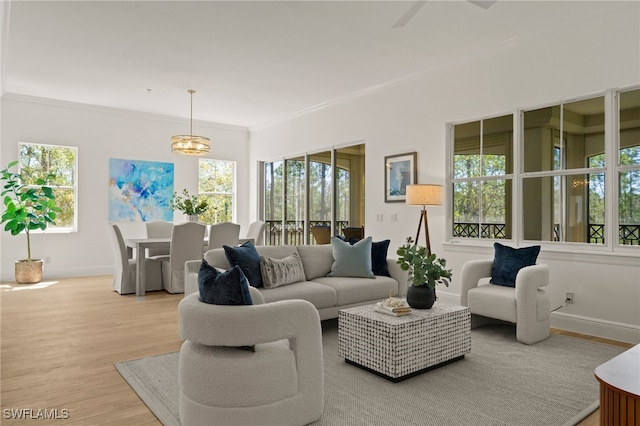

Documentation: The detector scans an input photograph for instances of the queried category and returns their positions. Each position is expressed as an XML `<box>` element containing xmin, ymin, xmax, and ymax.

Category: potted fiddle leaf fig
<box><xmin>397</xmin><ymin>237</ymin><xmax>452</xmax><ymax>309</ymax></box>
<box><xmin>1</xmin><ymin>161</ymin><xmax>60</xmax><ymax>283</ymax></box>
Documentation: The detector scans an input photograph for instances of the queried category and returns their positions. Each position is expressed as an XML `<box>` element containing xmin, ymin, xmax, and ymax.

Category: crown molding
<box><xmin>1</xmin><ymin>92</ymin><xmax>249</xmax><ymax>133</ymax></box>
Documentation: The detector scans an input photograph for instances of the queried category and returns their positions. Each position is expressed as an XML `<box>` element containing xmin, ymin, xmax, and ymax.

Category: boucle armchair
<box><xmin>178</xmin><ymin>292</ymin><xmax>324</xmax><ymax>426</ymax></box>
<box><xmin>460</xmin><ymin>259</ymin><xmax>550</xmax><ymax>345</ymax></box>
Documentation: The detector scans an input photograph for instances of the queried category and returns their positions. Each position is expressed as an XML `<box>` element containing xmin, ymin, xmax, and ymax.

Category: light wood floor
<box><xmin>0</xmin><ymin>276</ymin><xmax>633</xmax><ymax>425</ymax></box>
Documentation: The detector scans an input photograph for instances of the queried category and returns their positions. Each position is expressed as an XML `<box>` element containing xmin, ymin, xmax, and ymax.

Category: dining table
<box><xmin>126</xmin><ymin>236</ymin><xmax>252</xmax><ymax>297</ymax></box>
<box><xmin>125</xmin><ymin>237</ymin><xmax>172</xmax><ymax>297</ymax></box>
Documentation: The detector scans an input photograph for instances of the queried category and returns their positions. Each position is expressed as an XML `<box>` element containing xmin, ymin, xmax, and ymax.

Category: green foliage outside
<box><xmin>453</xmin><ymin>154</ymin><xmax>507</xmax><ymax>224</ymax></box>
<box><xmin>265</xmin><ymin>158</ymin><xmax>350</xmax><ymax>223</ymax></box>
<box><xmin>19</xmin><ymin>143</ymin><xmax>75</xmax><ymax>228</ymax></box>
<box><xmin>617</xmin><ymin>147</ymin><xmax>640</xmax><ymax>224</ymax></box>
<box><xmin>453</xmin><ymin>146</ymin><xmax>640</xmax><ymax>244</ymax></box>
<box><xmin>198</xmin><ymin>159</ymin><xmax>234</xmax><ymax>224</ymax></box>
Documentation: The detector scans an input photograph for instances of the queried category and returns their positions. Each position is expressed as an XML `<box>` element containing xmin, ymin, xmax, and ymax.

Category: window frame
<box><xmin>18</xmin><ymin>142</ymin><xmax>78</xmax><ymax>233</ymax></box>
<box><xmin>259</xmin><ymin>141</ymin><xmax>365</xmax><ymax>246</ymax></box>
<box><xmin>446</xmin><ymin>86</ymin><xmax>640</xmax><ymax>257</ymax></box>
<box><xmin>197</xmin><ymin>158</ymin><xmax>236</xmax><ymax>224</ymax></box>
<box><xmin>449</xmin><ymin>113</ymin><xmax>515</xmax><ymax>241</ymax></box>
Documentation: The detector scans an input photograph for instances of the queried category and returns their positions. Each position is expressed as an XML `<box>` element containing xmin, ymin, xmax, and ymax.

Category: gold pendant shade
<box><xmin>171</xmin><ymin>90</ymin><xmax>211</xmax><ymax>156</ymax></box>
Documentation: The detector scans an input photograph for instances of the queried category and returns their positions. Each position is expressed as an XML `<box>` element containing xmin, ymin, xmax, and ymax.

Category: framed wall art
<box><xmin>108</xmin><ymin>158</ymin><xmax>174</xmax><ymax>221</ymax></box>
<box><xmin>384</xmin><ymin>152</ymin><xmax>417</xmax><ymax>203</ymax></box>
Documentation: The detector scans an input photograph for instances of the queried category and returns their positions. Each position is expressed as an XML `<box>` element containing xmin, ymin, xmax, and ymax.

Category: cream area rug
<box><xmin>115</xmin><ymin>320</ymin><xmax>624</xmax><ymax>426</ymax></box>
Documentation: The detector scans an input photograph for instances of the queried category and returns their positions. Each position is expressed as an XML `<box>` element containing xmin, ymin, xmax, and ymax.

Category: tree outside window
<box><xmin>198</xmin><ymin>159</ymin><xmax>234</xmax><ymax>224</ymax></box>
<box><xmin>449</xmin><ymin>87</ymin><xmax>640</xmax><ymax>247</ymax></box>
<box><xmin>19</xmin><ymin>143</ymin><xmax>77</xmax><ymax>230</ymax></box>
<box><xmin>452</xmin><ymin>114</ymin><xmax>513</xmax><ymax>239</ymax></box>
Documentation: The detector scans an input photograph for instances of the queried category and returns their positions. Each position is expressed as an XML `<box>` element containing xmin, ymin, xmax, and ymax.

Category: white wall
<box><xmin>249</xmin><ymin>4</ymin><xmax>640</xmax><ymax>342</ymax></box>
<box><xmin>0</xmin><ymin>95</ymin><xmax>250</xmax><ymax>281</ymax></box>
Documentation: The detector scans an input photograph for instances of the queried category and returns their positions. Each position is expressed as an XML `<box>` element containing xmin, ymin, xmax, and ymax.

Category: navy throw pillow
<box><xmin>345</xmin><ymin>238</ymin><xmax>391</xmax><ymax>277</ymax></box>
<box><xmin>198</xmin><ymin>260</ymin><xmax>253</xmax><ymax>306</ymax></box>
<box><xmin>490</xmin><ymin>242</ymin><xmax>541</xmax><ymax>287</ymax></box>
<box><xmin>223</xmin><ymin>240</ymin><xmax>263</xmax><ymax>288</ymax></box>
<box><xmin>371</xmin><ymin>239</ymin><xmax>391</xmax><ymax>277</ymax></box>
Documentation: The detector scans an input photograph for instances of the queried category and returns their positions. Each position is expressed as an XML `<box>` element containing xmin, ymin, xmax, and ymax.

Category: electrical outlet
<box><xmin>376</xmin><ymin>214</ymin><xmax>383</xmax><ymax>223</ymax></box>
<box><xmin>45</xmin><ymin>257</ymin><xmax>51</xmax><ymax>264</ymax></box>
<box><xmin>565</xmin><ymin>292</ymin><xmax>574</xmax><ymax>304</ymax></box>
<box><xmin>390</xmin><ymin>213</ymin><xmax>397</xmax><ymax>222</ymax></box>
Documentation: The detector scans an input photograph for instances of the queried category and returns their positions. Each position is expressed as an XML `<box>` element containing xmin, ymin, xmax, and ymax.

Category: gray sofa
<box><xmin>184</xmin><ymin>244</ymin><xmax>409</xmax><ymax>320</ymax></box>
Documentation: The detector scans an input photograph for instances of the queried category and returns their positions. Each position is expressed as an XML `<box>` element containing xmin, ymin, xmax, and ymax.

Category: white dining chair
<box><xmin>243</xmin><ymin>220</ymin><xmax>266</xmax><ymax>246</ymax></box>
<box><xmin>207</xmin><ymin>222</ymin><xmax>241</xmax><ymax>252</ymax></box>
<box><xmin>159</xmin><ymin>222</ymin><xmax>206</xmax><ymax>294</ymax></box>
<box><xmin>108</xmin><ymin>223</ymin><xmax>163</xmax><ymax>294</ymax></box>
<box><xmin>145</xmin><ymin>220</ymin><xmax>174</xmax><ymax>256</ymax></box>
<box><xmin>109</xmin><ymin>221</ymin><xmax>146</xmax><ymax>259</ymax></box>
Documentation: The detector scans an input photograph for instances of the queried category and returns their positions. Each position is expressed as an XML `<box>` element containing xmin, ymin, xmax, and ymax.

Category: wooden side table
<box><xmin>594</xmin><ymin>344</ymin><xmax>640</xmax><ymax>425</ymax></box>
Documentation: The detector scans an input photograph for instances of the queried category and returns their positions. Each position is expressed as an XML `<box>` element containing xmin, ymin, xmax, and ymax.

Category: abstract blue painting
<box><xmin>109</xmin><ymin>158</ymin><xmax>174</xmax><ymax>221</ymax></box>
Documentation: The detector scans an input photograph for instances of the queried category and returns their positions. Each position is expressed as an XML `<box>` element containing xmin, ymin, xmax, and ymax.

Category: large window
<box><xmin>19</xmin><ymin>142</ymin><xmax>77</xmax><ymax>231</ymax></box>
<box><xmin>448</xmin><ymin>87</ymin><xmax>640</xmax><ymax>248</ymax></box>
<box><xmin>522</xmin><ymin>96</ymin><xmax>606</xmax><ymax>243</ymax></box>
<box><xmin>262</xmin><ymin>143</ymin><xmax>365</xmax><ymax>245</ymax></box>
<box><xmin>198</xmin><ymin>159</ymin><xmax>235</xmax><ymax>224</ymax></box>
<box><xmin>452</xmin><ymin>115</ymin><xmax>513</xmax><ymax>239</ymax></box>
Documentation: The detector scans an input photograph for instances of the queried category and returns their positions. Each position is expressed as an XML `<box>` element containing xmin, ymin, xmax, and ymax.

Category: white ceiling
<box><xmin>2</xmin><ymin>1</ymin><xmax>629</xmax><ymax>128</ymax></box>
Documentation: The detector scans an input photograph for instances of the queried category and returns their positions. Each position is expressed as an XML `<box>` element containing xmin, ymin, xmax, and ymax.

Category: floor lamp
<box><xmin>405</xmin><ymin>184</ymin><xmax>443</xmax><ymax>256</ymax></box>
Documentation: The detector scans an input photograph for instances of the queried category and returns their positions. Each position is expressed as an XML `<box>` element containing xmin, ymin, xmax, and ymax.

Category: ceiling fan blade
<box><xmin>392</xmin><ymin>1</ymin><xmax>427</xmax><ymax>29</ymax></box>
<box><xmin>467</xmin><ymin>0</ymin><xmax>497</xmax><ymax>10</ymax></box>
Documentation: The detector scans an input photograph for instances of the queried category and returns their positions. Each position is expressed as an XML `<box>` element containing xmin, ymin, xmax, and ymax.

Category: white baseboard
<box><xmin>551</xmin><ymin>311</ymin><xmax>640</xmax><ymax>344</ymax></box>
<box><xmin>437</xmin><ymin>290</ymin><xmax>640</xmax><ymax>345</ymax></box>
<box><xmin>42</xmin><ymin>265</ymin><xmax>114</xmax><ymax>280</ymax></box>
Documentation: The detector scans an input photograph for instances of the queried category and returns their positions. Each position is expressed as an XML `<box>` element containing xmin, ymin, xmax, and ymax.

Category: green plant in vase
<box><xmin>171</xmin><ymin>189</ymin><xmax>209</xmax><ymax>221</ymax></box>
<box><xmin>396</xmin><ymin>237</ymin><xmax>452</xmax><ymax>308</ymax></box>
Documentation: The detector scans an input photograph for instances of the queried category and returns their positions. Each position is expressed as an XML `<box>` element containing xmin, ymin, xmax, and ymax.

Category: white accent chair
<box><xmin>157</xmin><ymin>222</ymin><xmax>205</xmax><ymax>294</ymax></box>
<box><xmin>145</xmin><ymin>220</ymin><xmax>173</xmax><ymax>256</ymax></box>
<box><xmin>243</xmin><ymin>220</ymin><xmax>266</xmax><ymax>246</ymax></box>
<box><xmin>108</xmin><ymin>224</ymin><xmax>163</xmax><ymax>294</ymax></box>
<box><xmin>460</xmin><ymin>259</ymin><xmax>551</xmax><ymax>345</ymax></box>
<box><xmin>207</xmin><ymin>222</ymin><xmax>240</xmax><ymax>251</ymax></box>
<box><xmin>178</xmin><ymin>292</ymin><xmax>324</xmax><ymax>426</ymax></box>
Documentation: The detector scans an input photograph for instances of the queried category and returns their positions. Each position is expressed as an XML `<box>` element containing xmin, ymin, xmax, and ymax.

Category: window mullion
<box><xmin>514</xmin><ymin>111</ymin><xmax>522</xmax><ymax>244</ymax></box>
<box><xmin>479</xmin><ymin>119</ymin><xmax>484</xmax><ymax>233</ymax></box>
<box><xmin>607</xmin><ymin>90</ymin><xmax>618</xmax><ymax>250</ymax></box>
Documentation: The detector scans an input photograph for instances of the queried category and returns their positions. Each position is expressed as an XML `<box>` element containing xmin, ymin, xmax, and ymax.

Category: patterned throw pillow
<box><xmin>223</xmin><ymin>240</ymin><xmax>263</xmax><ymax>288</ymax></box>
<box><xmin>198</xmin><ymin>260</ymin><xmax>253</xmax><ymax>305</ymax></box>
<box><xmin>260</xmin><ymin>252</ymin><xmax>307</xmax><ymax>289</ymax></box>
<box><xmin>328</xmin><ymin>236</ymin><xmax>374</xmax><ymax>278</ymax></box>
<box><xmin>490</xmin><ymin>242</ymin><xmax>541</xmax><ymax>287</ymax></box>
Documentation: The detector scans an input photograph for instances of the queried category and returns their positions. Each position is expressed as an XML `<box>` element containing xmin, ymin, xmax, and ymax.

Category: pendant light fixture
<box><xmin>171</xmin><ymin>89</ymin><xmax>211</xmax><ymax>155</ymax></box>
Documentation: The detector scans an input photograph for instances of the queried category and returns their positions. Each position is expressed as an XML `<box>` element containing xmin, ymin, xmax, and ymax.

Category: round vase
<box><xmin>15</xmin><ymin>259</ymin><xmax>44</xmax><ymax>284</ymax></box>
<box><xmin>406</xmin><ymin>285</ymin><xmax>435</xmax><ymax>309</ymax></box>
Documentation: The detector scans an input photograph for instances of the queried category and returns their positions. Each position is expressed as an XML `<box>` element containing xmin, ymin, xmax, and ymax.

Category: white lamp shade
<box><xmin>406</xmin><ymin>184</ymin><xmax>443</xmax><ymax>206</ymax></box>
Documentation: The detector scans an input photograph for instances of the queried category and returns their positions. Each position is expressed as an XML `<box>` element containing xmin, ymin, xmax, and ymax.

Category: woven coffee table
<box><xmin>338</xmin><ymin>302</ymin><xmax>471</xmax><ymax>382</ymax></box>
